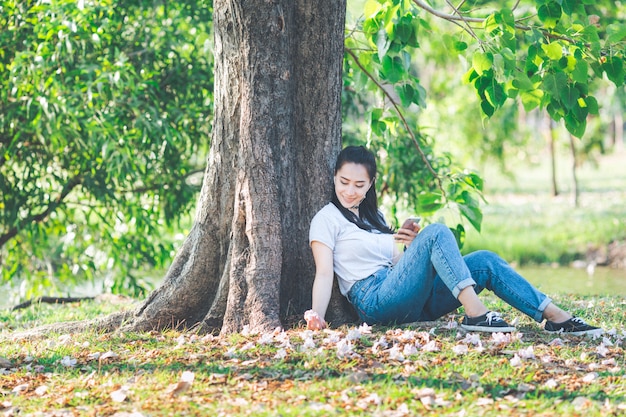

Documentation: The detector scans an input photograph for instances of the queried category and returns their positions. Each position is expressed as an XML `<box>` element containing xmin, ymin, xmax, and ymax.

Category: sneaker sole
<box><xmin>461</xmin><ymin>324</ymin><xmax>516</xmax><ymax>333</ymax></box>
<box><xmin>545</xmin><ymin>328</ymin><xmax>604</xmax><ymax>337</ymax></box>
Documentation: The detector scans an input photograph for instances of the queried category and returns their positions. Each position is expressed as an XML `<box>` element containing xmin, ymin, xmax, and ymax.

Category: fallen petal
<box><xmin>111</xmin><ymin>387</ymin><xmax>128</xmax><ymax>403</ymax></box>
<box><xmin>100</xmin><ymin>351</ymin><xmax>119</xmax><ymax>361</ymax></box>
<box><xmin>582</xmin><ymin>372</ymin><xmax>598</xmax><ymax>383</ymax></box>
<box><xmin>12</xmin><ymin>384</ymin><xmax>28</xmax><ymax>394</ymax></box>
<box><xmin>452</xmin><ymin>345</ymin><xmax>469</xmax><ymax>355</ymax></box>
<box><xmin>166</xmin><ymin>381</ymin><xmax>191</xmax><ymax>397</ymax></box>
<box><xmin>476</xmin><ymin>397</ymin><xmax>494</xmax><ymax>406</ymax></box>
<box><xmin>549</xmin><ymin>338</ymin><xmax>564</xmax><ymax>346</ymax></box>
<box><xmin>543</xmin><ymin>378</ymin><xmax>558</xmax><ymax>389</ymax></box>
<box><xmin>510</xmin><ymin>354</ymin><xmax>522</xmax><ymax>367</ymax></box>
<box><xmin>180</xmin><ymin>371</ymin><xmax>195</xmax><ymax>383</ymax></box>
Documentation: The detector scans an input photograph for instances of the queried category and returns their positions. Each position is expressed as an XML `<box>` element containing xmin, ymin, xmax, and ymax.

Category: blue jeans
<box><xmin>347</xmin><ymin>223</ymin><xmax>552</xmax><ymax>325</ymax></box>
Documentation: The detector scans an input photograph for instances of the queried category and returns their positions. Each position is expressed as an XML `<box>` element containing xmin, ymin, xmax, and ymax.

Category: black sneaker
<box><xmin>460</xmin><ymin>311</ymin><xmax>516</xmax><ymax>333</ymax></box>
<box><xmin>544</xmin><ymin>317</ymin><xmax>603</xmax><ymax>336</ymax></box>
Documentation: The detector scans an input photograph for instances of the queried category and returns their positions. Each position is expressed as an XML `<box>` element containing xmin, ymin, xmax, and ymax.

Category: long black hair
<box><xmin>331</xmin><ymin>146</ymin><xmax>394</xmax><ymax>234</ymax></box>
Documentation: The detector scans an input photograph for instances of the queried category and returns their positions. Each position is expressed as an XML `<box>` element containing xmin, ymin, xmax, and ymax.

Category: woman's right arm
<box><xmin>307</xmin><ymin>241</ymin><xmax>335</xmax><ymax>330</ymax></box>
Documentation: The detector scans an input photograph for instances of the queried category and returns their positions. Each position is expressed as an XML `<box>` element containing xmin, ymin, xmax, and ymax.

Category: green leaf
<box><xmin>485</xmin><ymin>81</ymin><xmax>506</xmax><ymax>108</ymax></box>
<box><xmin>377</xmin><ymin>29</ymin><xmax>391</xmax><ymax>60</ymax></box>
<box><xmin>581</xmin><ymin>26</ymin><xmax>601</xmax><ymax>54</ymax></box>
<box><xmin>395</xmin><ymin>82</ymin><xmax>426</xmax><ymax>108</ymax></box>
<box><xmin>364</xmin><ymin>0</ymin><xmax>384</xmax><ymax>18</ymax></box>
<box><xmin>442</xmin><ymin>34</ymin><xmax>466</xmax><ymax>54</ymax></box>
<box><xmin>499</xmin><ymin>48</ymin><xmax>516</xmax><ymax>70</ymax></box>
<box><xmin>393</xmin><ymin>17</ymin><xmax>413</xmax><ymax>44</ymax></box>
<box><xmin>603</xmin><ymin>57</ymin><xmax>625</xmax><ymax>86</ymax></box>
<box><xmin>607</xmin><ymin>23</ymin><xmax>626</xmax><ymax>43</ymax></box>
<box><xmin>463</xmin><ymin>68</ymin><xmax>479</xmax><ymax>84</ymax></box>
<box><xmin>370</xmin><ymin>108</ymin><xmax>386</xmax><ymax>136</ymax></box>
<box><xmin>455</xmin><ymin>41</ymin><xmax>468</xmax><ymax>52</ymax></box>
<box><xmin>481</xmin><ymin>100</ymin><xmax>495</xmax><ymax>117</ymax></box>
<box><xmin>496</xmin><ymin>8</ymin><xmax>515</xmax><ymax>28</ymax></box>
<box><xmin>416</xmin><ymin>192</ymin><xmax>445</xmax><ymax>213</ymax></box>
<box><xmin>513</xmin><ymin>72</ymin><xmax>536</xmax><ymax>90</ymax></box>
<box><xmin>559</xmin><ymin>84</ymin><xmax>578</xmax><ymax>110</ymax></box>
<box><xmin>472</xmin><ymin>52</ymin><xmax>493</xmax><ymax>76</ymax></box>
<box><xmin>584</xmin><ymin>95</ymin><xmax>599</xmax><ymax>115</ymax></box>
<box><xmin>520</xmin><ymin>89</ymin><xmax>543</xmax><ymax>111</ymax></box>
<box><xmin>562</xmin><ymin>0</ymin><xmax>586</xmax><ymax>16</ymax></box>
<box><xmin>542</xmin><ymin>42</ymin><xmax>563</xmax><ymax>61</ymax></box>
<box><xmin>547</xmin><ymin>101</ymin><xmax>565</xmax><ymax>120</ymax></box>
<box><xmin>571</xmin><ymin>59</ymin><xmax>588</xmax><ymax>84</ymax></box>
<box><xmin>542</xmin><ymin>72</ymin><xmax>568</xmax><ymax>96</ymax></box>
<box><xmin>396</xmin><ymin>83</ymin><xmax>415</xmax><ymax>107</ymax></box>
<box><xmin>538</xmin><ymin>1</ymin><xmax>562</xmax><ymax>28</ymax></box>
<box><xmin>451</xmin><ymin>224</ymin><xmax>466</xmax><ymax>248</ymax></box>
<box><xmin>464</xmin><ymin>172</ymin><xmax>484</xmax><ymax>192</ymax></box>
<box><xmin>484</xmin><ymin>13</ymin><xmax>499</xmax><ymax>34</ymax></box>
<box><xmin>458</xmin><ymin>198</ymin><xmax>483</xmax><ymax>233</ymax></box>
<box><xmin>380</xmin><ymin>55</ymin><xmax>405</xmax><ymax>83</ymax></box>
<box><xmin>565</xmin><ymin>111</ymin><xmax>587</xmax><ymax>138</ymax></box>
<box><xmin>572</xmin><ymin>98</ymin><xmax>589</xmax><ymax>122</ymax></box>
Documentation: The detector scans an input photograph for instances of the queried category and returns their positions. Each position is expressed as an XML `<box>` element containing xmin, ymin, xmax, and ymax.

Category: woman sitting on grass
<box><xmin>304</xmin><ymin>146</ymin><xmax>602</xmax><ymax>336</ymax></box>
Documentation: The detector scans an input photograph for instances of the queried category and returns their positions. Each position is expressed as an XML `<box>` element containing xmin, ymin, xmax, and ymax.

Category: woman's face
<box><xmin>334</xmin><ymin>162</ymin><xmax>372</xmax><ymax>209</ymax></box>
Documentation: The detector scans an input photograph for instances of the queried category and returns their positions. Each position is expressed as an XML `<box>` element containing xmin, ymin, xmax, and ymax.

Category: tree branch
<box><xmin>345</xmin><ymin>48</ymin><xmax>445</xmax><ymax>196</ymax></box>
<box><xmin>413</xmin><ymin>0</ymin><xmax>484</xmax><ymax>24</ymax></box>
<box><xmin>0</xmin><ymin>175</ymin><xmax>81</xmax><ymax>249</ymax></box>
<box><xmin>412</xmin><ymin>0</ymin><xmax>580</xmax><ymax>45</ymax></box>
<box><xmin>11</xmin><ymin>296</ymin><xmax>95</xmax><ymax>311</ymax></box>
<box><xmin>122</xmin><ymin>167</ymin><xmax>205</xmax><ymax>194</ymax></box>
<box><xmin>444</xmin><ymin>0</ymin><xmax>482</xmax><ymax>44</ymax></box>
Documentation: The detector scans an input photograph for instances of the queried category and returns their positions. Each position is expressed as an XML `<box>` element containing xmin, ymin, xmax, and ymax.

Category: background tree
<box><xmin>3</xmin><ymin>0</ymin><xmax>624</xmax><ymax>336</ymax></box>
<box><xmin>0</xmin><ymin>0</ymin><xmax>213</xmax><ymax>299</ymax></box>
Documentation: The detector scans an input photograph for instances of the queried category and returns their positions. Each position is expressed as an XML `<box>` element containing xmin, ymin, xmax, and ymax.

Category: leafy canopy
<box><xmin>0</xmin><ymin>0</ymin><xmax>624</xmax><ymax>298</ymax></box>
<box><xmin>0</xmin><ymin>0</ymin><xmax>213</xmax><ymax>298</ymax></box>
<box><xmin>343</xmin><ymin>0</ymin><xmax>624</xmax><ymax>240</ymax></box>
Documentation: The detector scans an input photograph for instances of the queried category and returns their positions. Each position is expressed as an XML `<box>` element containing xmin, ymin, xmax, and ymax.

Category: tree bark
<box><xmin>546</xmin><ymin>115</ymin><xmax>559</xmax><ymax>197</ymax></box>
<box><xmin>118</xmin><ymin>0</ymin><xmax>353</xmax><ymax>335</ymax></box>
<box><xmin>568</xmin><ymin>133</ymin><xmax>580</xmax><ymax>208</ymax></box>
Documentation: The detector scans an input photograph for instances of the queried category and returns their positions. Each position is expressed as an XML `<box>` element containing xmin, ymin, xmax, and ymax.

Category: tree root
<box><xmin>11</xmin><ymin>296</ymin><xmax>96</xmax><ymax>311</ymax></box>
<box><xmin>3</xmin><ymin>310</ymin><xmax>135</xmax><ymax>342</ymax></box>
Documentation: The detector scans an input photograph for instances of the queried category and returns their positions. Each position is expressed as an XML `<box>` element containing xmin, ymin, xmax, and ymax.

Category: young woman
<box><xmin>305</xmin><ymin>146</ymin><xmax>602</xmax><ymax>336</ymax></box>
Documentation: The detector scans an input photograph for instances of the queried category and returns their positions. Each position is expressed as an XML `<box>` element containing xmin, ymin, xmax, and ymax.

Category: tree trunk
<box><xmin>120</xmin><ymin>0</ymin><xmax>354</xmax><ymax>335</ymax></box>
<box><xmin>568</xmin><ymin>133</ymin><xmax>580</xmax><ymax>208</ymax></box>
<box><xmin>546</xmin><ymin>114</ymin><xmax>559</xmax><ymax>197</ymax></box>
<box><xmin>614</xmin><ymin>109</ymin><xmax>624</xmax><ymax>152</ymax></box>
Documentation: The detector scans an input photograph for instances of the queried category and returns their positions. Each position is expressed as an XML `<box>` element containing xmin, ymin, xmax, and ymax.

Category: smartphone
<box><xmin>401</xmin><ymin>216</ymin><xmax>421</xmax><ymax>231</ymax></box>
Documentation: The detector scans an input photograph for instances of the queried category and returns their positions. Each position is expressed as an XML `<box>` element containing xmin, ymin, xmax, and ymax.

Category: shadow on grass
<box><xmin>4</xmin><ymin>344</ymin><xmax>624</xmax><ymax>409</ymax></box>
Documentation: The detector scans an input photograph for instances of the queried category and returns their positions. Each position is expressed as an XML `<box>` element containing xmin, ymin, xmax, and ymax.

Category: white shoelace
<box><xmin>485</xmin><ymin>311</ymin><xmax>504</xmax><ymax>324</ymax></box>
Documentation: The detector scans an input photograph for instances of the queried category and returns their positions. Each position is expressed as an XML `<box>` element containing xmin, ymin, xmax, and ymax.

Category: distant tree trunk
<box><xmin>568</xmin><ymin>134</ymin><xmax>580</xmax><ymax>208</ymax></box>
<box><xmin>614</xmin><ymin>109</ymin><xmax>624</xmax><ymax>152</ymax></box>
<box><xmin>546</xmin><ymin>114</ymin><xmax>559</xmax><ymax>197</ymax></box>
<box><xmin>117</xmin><ymin>0</ymin><xmax>355</xmax><ymax>335</ymax></box>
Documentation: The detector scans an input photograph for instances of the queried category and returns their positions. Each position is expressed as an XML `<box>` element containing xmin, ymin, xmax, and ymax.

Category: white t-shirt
<box><xmin>309</xmin><ymin>203</ymin><xmax>395</xmax><ymax>296</ymax></box>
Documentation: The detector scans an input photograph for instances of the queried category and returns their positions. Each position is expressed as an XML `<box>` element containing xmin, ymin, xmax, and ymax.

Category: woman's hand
<box><xmin>304</xmin><ymin>310</ymin><xmax>327</xmax><ymax>330</ymax></box>
<box><xmin>394</xmin><ymin>220</ymin><xmax>421</xmax><ymax>247</ymax></box>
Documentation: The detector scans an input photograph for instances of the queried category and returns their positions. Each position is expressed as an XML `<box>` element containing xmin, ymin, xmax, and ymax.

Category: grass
<box><xmin>1</xmin><ymin>152</ymin><xmax>624</xmax><ymax>415</ymax></box>
<box><xmin>1</xmin><ymin>295</ymin><xmax>625</xmax><ymax>416</ymax></box>
<box><xmin>461</xmin><ymin>149</ymin><xmax>626</xmax><ymax>266</ymax></box>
